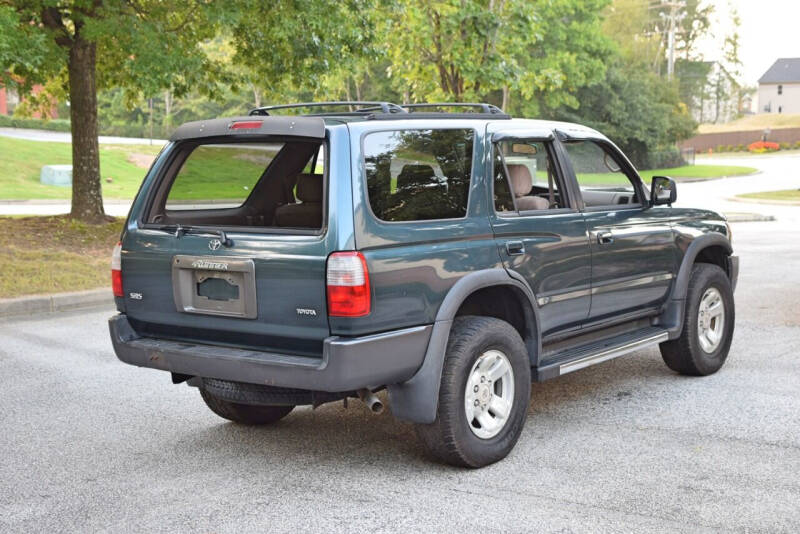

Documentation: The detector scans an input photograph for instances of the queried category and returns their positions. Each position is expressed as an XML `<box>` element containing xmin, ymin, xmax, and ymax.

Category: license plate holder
<box><xmin>172</xmin><ymin>255</ymin><xmax>257</xmax><ymax>319</ymax></box>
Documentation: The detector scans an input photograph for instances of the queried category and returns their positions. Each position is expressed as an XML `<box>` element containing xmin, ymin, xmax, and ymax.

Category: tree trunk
<box><xmin>67</xmin><ymin>37</ymin><xmax>105</xmax><ymax>223</ymax></box>
<box><xmin>250</xmin><ymin>82</ymin><xmax>261</xmax><ymax>108</ymax></box>
<box><xmin>164</xmin><ymin>89</ymin><xmax>172</xmax><ymax>128</ymax></box>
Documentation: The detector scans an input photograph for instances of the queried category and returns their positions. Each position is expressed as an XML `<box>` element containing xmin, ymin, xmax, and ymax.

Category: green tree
<box><xmin>549</xmin><ymin>59</ymin><xmax>695</xmax><ymax>168</ymax></box>
<box><xmin>0</xmin><ymin>1</ymin><xmax>226</xmax><ymax>223</ymax></box>
<box><xmin>382</xmin><ymin>0</ymin><xmax>611</xmax><ymax>112</ymax></box>
<box><xmin>228</xmin><ymin>0</ymin><xmax>380</xmax><ymax>105</ymax></box>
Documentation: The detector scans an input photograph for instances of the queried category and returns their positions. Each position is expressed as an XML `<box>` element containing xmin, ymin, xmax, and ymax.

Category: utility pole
<box><xmin>662</xmin><ymin>0</ymin><xmax>685</xmax><ymax>79</ymax></box>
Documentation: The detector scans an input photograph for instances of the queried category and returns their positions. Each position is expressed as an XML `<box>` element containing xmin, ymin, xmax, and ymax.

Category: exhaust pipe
<box><xmin>357</xmin><ymin>389</ymin><xmax>384</xmax><ymax>414</ymax></box>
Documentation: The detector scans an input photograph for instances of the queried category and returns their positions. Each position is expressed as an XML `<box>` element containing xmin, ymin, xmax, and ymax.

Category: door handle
<box><xmin>506</xmin><ymin>241</ymin><xmax>525</xmax><ymax>256</ymax></box>
<box><xmin>596</xmin><ymin>231</ymin><xmax>614</xmax><ymax>245</ymax></box>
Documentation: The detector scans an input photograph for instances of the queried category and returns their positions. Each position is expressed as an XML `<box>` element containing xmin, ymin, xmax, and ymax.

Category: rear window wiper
<box><xmin>155</xmin><ymin>224</ymin><xmax>233</xmax><ymax>247</ymax></box>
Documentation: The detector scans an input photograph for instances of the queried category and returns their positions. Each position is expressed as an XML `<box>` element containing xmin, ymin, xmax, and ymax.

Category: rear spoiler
<box><xmin>169</xmin><ymin>116</ymin><xmax>326</xmax><ymax>141</ymax></box>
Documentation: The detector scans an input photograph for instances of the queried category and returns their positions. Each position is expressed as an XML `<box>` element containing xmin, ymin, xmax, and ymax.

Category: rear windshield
<box><xmin>166</xmin><ymin>144</ymin><xmax>282</xmax><ymax>210</ymax></box>
<box><xmin>363</xmin><ymin>128</ymin><xmax>474</xmax><ymax>222</ymax></box>
<box><xmin>147</xmin><ymin>139</ymin><xmax>325</xmax><ymax>231</ymax></box>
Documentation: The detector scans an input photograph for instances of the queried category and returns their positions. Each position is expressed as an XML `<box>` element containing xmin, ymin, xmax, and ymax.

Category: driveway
<box><xmin>677</xmin><ymin>153</ymin><xmax>800</xmax><ymax>221</ymax></box>
<box><xmin>1</xmin><ymin>219</ymin><xmax>799</xmax><ymax>532</ymax></box>
<box><xmin>0</xmin><ymin>127</ymin><xmax>167</xmax><ymax>146</ymax></box>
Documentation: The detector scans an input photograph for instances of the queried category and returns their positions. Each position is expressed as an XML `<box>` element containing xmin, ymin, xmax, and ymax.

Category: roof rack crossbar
<box><xmin>249</xmin><ymin>101</ymin><xmax>407</xmax><ymax>116</ymax></box>
<box><xmin>402</xmin><ymin>102</ymin><xmax>505</xmax><ymax>114</ymax></box>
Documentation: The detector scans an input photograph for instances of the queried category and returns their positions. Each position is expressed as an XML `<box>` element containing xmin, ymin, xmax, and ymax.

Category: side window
<box><xmin>493</xmin><ymin>140</ymin><xmax>563</xmax><ymax>213</ymax></box>
<box><xmin>363</xmin><ymin>129</ymin><xmax>474</xmax><ymax>222</ymax></box>
<box><xmin>561</xmin><ymin>140</ymin><xmax>640</xmax><ymax>208</ymax></box>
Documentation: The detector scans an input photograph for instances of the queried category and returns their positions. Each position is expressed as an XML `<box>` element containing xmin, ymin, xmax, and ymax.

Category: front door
<box><xmin>560</xmin><ymin>138</ymin><xmax>678</xmax><ymax>321</ymax></box>
<box><xmin>488</xmin><ymin>136</ymin><xmax>592</xmax><ymax>336</ymax></box>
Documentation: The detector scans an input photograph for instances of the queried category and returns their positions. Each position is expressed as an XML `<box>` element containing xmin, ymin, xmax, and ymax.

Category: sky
<box><xmin>696</xmin><ymin>0</ymin><xmax>800</xmax><ymax>86</ymax></box>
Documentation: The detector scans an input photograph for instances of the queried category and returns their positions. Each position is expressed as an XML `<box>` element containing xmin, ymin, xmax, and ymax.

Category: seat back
<box><xmin>274</xmin><ymin>174</ymin><xmax>323</xmax><ymax>228</ymax></box>
<box><xmin>506</xmin><ymin>164</ymin><xmax>548</xmax><ymax>210</ymax></box>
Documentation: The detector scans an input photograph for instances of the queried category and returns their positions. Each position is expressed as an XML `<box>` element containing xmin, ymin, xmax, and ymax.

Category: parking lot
<box><xmin>2</xmin><ymin>165</ymin><xmax>800</xmax><ymax>531</ymax></box>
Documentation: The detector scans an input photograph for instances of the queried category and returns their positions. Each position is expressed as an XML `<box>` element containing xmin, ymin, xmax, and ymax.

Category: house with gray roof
<box><xmin>758</xmin><ymin>58</ymin><xmax>800</xmax><ymax>114</ymax></box>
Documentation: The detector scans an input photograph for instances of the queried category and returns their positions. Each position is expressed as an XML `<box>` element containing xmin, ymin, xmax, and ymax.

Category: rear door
<box><xmin>487</xmin><ymin>132</ymin><xmax>592</xmax><ymax>335</ymax></box>
<box><xmin>559</xmin><ymin>137</ymin><xmax>677</xmax><ymax>321</ymax></box>
<box><xmin>120</xmin><ymin>117</ymin><xmax>348</xmax><ymax>358</ymax></box>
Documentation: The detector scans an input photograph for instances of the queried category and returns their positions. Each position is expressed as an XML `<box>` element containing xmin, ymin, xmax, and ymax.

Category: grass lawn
<box><xmin>639</xmin><ymin>164</ymin><xmax>757</xmax><ymax>180</ymax></box>
<box><xmin>737</xmin><ymin>189</ymin><xmax>800</xmax><ymax>202</ymax></box>
<box><xmin>0</xmin><ymin>136</ymin><xmax>161</xmax><ymax>200</ymax></box>
<box><xmin>575</xmin><ymin>164</ymin><xmax>757</xmax><ymax>186</ymax></box>
<box><xmin>0</xmin><ymin>216</ymin><xmax>123</xmax><ymax>298</ymax></box>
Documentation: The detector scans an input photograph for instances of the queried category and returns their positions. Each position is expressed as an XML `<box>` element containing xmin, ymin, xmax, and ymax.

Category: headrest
<box><xmin>507</xmin><ymin>164</ymin><xmax>532</xmax><ymax>198</ymax></box>
<box><xmin>296</xmin><ymin>173</ymin><xmax>323</xmax><ymax>203</ymax></box>
<box><xmin>396</xmin><ymin>164</ymin><xmax>436</xmax><ymax>191</ymax></box>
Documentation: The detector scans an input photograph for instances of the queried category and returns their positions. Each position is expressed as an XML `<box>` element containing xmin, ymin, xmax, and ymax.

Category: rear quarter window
<box><xmin>363</xmin><ymin>128</ymin><xmax>474</xmax><ymax>222</ymax></box>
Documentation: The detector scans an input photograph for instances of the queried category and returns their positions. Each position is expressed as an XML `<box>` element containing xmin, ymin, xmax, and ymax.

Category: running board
<box><xmin>536</xmin><ymin>327</ymin><xmax>668</xmax><ymax>381</ymax></box>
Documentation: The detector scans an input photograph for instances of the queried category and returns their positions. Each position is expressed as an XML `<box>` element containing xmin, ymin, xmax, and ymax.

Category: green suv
<box><xmin>109</xmin><ymin>102</ymin><xmax>738</xmax><ymax>467</ymax></box>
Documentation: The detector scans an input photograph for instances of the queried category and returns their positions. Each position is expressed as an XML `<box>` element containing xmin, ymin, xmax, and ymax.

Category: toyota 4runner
<box><xmin>109</xmin><ymin>102</ymin><xmax>738</xmax><ymax>467</ymax></box>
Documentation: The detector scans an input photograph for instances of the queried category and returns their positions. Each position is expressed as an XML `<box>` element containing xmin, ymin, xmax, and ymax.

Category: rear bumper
<box><xmin>109</xmin><ymin>314</ymin><xmax>431</xmax><ymax>392</ymax></box>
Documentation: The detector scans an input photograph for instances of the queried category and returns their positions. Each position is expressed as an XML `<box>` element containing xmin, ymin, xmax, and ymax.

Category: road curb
<box><xmin>728</xmin><ymin>195</ymin><xmax>800</xmax><ymax>206</ymax></box>
<box><xmin>0</xmin><ymin>288</ymin><xmax>112</xmax><ymax>318</ymax></box>
<box><xmin>673</xmin><ymin>170</ymin><xmax>761</xmax><ymax>183</ymax></box>
<box><xmin>722</xmin><ymin>212</ymin><xmax>776</xmax><ymax>222</ymax></box>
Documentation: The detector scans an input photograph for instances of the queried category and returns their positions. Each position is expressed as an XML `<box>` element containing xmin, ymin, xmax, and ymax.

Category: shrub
<box><xmin>795</xmin><ymin>141</ymin><xmax>800</xmax><ymax>149</ymax></box>
<box><xmin>736</xmin><ymin>144</ymin><xmax>746</xmax><ymax>152</ymax></box>
<box><xmin>716</xmin><ymin>144</ymin><xmax>726</xmax><ymax>153</ymax></box>
<box><xmin>640</xmin><ymin>147</ymin><xmax>686</xmax><ymax>169</ymax></box>
<box><xmin>0</xmin><ymin>114</ymin><xmax>71</xmax><ymax>132</ymax></box>
<box><xmin>780</xmin><ymin>142</ymin><xmax>791</xmax><ymax>150</ymax></box>
<box><xmin>748</xmin><ymin>141</ymin><xmax>780</xmax><ymax>153</ymax></box>
<box><xmin>0</xmin><ymin>113</ymin><xmax>170</xmax><ymax>139</ymax></box>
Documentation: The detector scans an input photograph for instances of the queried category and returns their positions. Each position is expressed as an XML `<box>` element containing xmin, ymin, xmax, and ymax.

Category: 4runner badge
<box><xmin>191</xmin><ymin>259</ymin><xmax>229</xmax><ymax>270</ymax></box>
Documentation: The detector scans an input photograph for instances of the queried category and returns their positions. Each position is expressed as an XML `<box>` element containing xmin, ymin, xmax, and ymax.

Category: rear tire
<box><xmin>660</xmin><ymin>263</ymin><xmax>735</xmax><ymax>376</ymax></box>
<box><xmin>415</xmin><ymin>316</ymin><xmax>531</xmax><ymax>468</ymax></box>
<box><xmin>200</xmin><ymin>388</ymin><xmax>294</xmax><ymax>425</ymax></box>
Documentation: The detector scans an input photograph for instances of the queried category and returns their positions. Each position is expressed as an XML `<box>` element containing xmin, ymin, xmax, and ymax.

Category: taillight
<box><xmin>327</xmin><ymin>251</ymin><xmax>370</xmax><ymax>317</ymax></box>
<box><xmin>229</xmin><ymin>120</ymin><xmax>263</xmax><ymax>130</ymax></box>
<box><xmin>111</xmin><ymin>241</ymin><xmax>123</xmax><ymax>297</ymax></box>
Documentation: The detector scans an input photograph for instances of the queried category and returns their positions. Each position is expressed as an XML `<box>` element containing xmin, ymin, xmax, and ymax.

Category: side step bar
<box><xmin>536</xmin><ymin>327</ymin><xmax>668</xmax><ymax>381</ymax></box>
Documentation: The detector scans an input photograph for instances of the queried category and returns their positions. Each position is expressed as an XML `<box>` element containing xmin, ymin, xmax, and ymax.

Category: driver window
<box><xmin>493</xmin><ymin>140</ymin><xmax>563</xmax><ymax>213</ymax></box>
<box><xmin>561</xmin><ymin>140</ymin><xmax>639</xmax><ymax>207</ymax></box>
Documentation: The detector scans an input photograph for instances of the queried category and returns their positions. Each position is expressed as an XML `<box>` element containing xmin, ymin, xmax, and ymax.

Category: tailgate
<box><xmin>122</xmin><ymin>231</ymin><xmax>329</xmax><ymax>357</ymax></box>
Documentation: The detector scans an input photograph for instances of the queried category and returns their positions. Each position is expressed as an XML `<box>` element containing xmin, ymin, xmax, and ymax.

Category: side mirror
<box><xmin>650</xmin><ymin>176</ymin><xmax>677</xmax><ymax>206</ymax></box>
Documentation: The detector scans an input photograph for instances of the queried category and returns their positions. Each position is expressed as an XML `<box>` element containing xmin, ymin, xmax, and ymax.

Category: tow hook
<box><xmin>357</xmin><ymin>389</ymin><xmax>384</xmax><ymax>414</ymax></box>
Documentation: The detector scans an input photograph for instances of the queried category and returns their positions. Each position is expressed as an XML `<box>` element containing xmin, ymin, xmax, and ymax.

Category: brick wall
<box><xmin>679</xmin><ymin>128</ymin><xmax>800</xmax><ymax>152</ymax></box>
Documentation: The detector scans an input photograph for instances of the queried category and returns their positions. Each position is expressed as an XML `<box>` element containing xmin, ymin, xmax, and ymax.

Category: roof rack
<box><xmin>402</xmin><ymin>102</ymin><xmax>506</xmax><ymax>115</ymax></box>
<box><xmin>249</xmin><ymin>101</ymin><xmax>406</xmax><ymax>116</ymax></box>
<box><xmin>247</xmin><ymin>101</ymin><xmax>511</xmax><ymax>120</ymax></box>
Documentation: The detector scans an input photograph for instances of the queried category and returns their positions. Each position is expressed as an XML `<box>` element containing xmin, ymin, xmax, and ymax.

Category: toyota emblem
<box><xmin>208</xmin><ymin>239</ymin><xmax>222</xmax><ymax>251</ymax></box>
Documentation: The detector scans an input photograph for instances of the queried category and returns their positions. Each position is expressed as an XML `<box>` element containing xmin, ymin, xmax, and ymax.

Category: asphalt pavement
<box><xmin>1</xmin><ymin>218</ymin><xmax>799</xmax><ymax>532</ymax></box>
